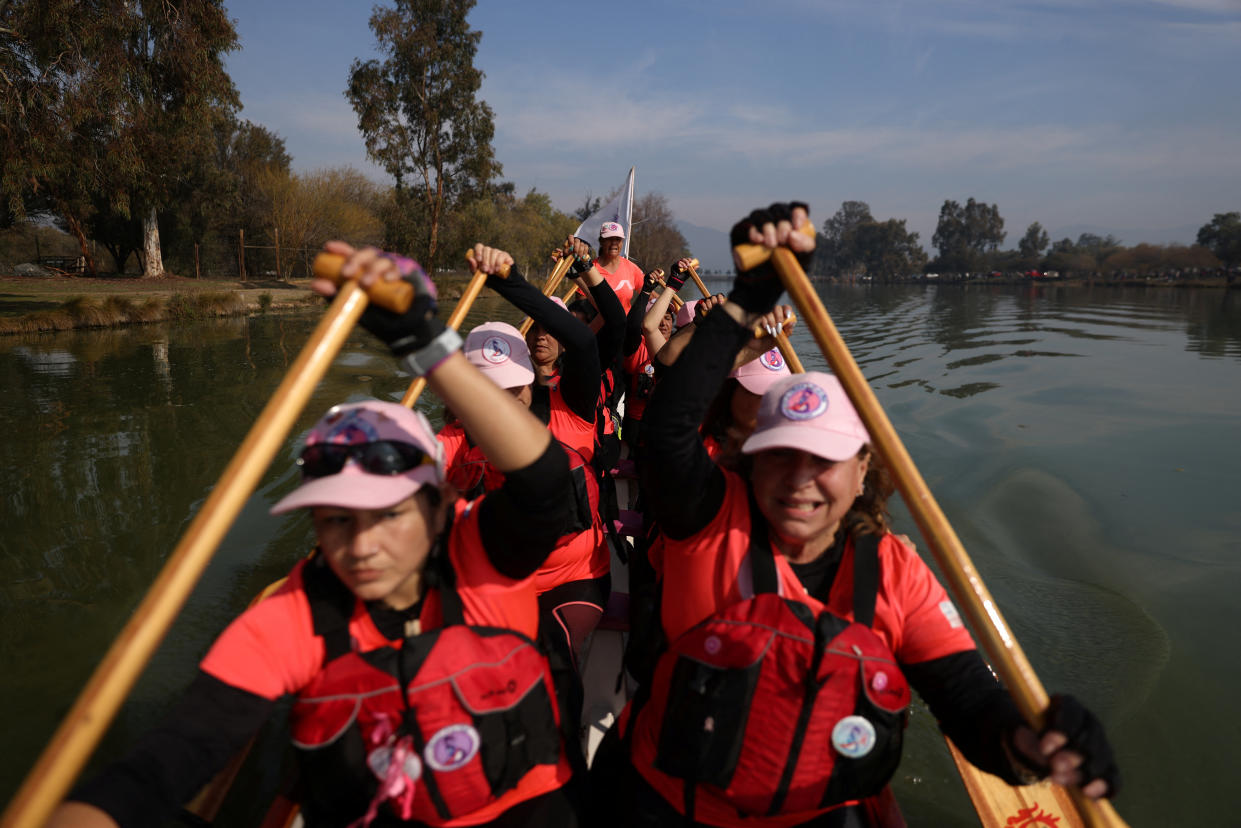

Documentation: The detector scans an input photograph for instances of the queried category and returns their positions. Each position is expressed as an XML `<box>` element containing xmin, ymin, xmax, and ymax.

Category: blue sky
<box><xmin>225</xmin><ymin>0</ymin><xmax>1240</xmax><ymax>252</ymax></box>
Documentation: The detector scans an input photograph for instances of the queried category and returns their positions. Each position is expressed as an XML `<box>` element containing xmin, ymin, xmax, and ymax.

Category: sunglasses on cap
<box><xmin>298</xmin><ymin>440</ymin><xmax>434</xmax><ymax>479</ymax></box>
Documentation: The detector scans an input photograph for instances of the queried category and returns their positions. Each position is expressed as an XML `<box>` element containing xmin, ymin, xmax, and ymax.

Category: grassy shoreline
<box><xmin>0</xmin><ymin>272</ymin><xmax>475</xmax><ymax>335</ymax></box>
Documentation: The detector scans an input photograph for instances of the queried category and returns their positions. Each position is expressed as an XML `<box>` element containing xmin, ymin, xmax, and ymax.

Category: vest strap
<box><xmin>850</xmin><ymin>529</ymin><xmax>881</xmax><ymax>628</ymax></box>
<box><xmin>744</xmin><ymin>489</ymin><xmax>780</xmax><ymax>595</ymax></box>
<box><xmin>302</xmin><ymin>554</ymin><xmax>355</xmax><ymax>662</ymax></box>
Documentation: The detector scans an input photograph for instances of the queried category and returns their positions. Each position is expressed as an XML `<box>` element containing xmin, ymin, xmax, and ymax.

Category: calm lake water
<box><xmin>1</xmin><ymin>282</ymin><xmax>1238</xmax><ymax>826</ymax></box>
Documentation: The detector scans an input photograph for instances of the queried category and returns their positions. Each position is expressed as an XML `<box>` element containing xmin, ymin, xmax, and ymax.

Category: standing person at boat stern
<box><xmin>48</xmin><ymin>243</ymin><xmax>587</xmax><ymax>828</ymax></box>
<box><xmin>590</xmin><ymin>203</ymin><xmax>1121</xmax><ymax>827</ymax></box>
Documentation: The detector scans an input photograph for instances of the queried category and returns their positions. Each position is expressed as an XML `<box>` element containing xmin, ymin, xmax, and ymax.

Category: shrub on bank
<box><xmin>0</xmin><ymin>290</ymin><xmax>284</xmax><ymax>335</ymax></box>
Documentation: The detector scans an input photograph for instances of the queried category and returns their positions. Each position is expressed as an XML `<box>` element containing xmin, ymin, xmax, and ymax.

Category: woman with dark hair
<box><xmin>594</xmin><ymin>204</ymin><xmax>1120</xmax><ymax>828</ymax></box>
<box><xmin>49</xmin><ymin>242</ymin><xmax>588</xmax><ymax>828</ymax></box>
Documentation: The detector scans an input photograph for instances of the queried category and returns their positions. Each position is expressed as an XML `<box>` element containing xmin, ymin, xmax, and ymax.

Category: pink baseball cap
<box><xmin>675</xmin><ymin>299</ymin><xmax>699</xmax><ymax>328</ymax></box>
<box><xmin>731</xmin><ymin>347</ymin><xmax>791</xmax><ymax>395</ymax></box>
<box><xmin>550</xmin><ymin>296</ymin><xmax>569</xmax><ymax>312</ymax></box>
<box><xmin>465</xmin><ymin>321</ymin><xmax>535</xmax><ymax>390</ymax></box>
<box><xmin>271</xmin><ymin>400</ymin><xmax>444</xmax><ymax>514</ymax></box>
<box><xmin>741</xmin><ymin>372</ymin><xmax>870</xmax><ymax>461</ymax></box>
<box><xmin>599</xmin><ymin>221</ymin><xmax>625</xmax><ymax>239</ymax></box>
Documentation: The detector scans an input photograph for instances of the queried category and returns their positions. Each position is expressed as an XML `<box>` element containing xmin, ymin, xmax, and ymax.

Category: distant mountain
<box><xmin>676</xmin><ymin>220</ymin><xmax>732</xmax><ymax>273</ymax></box>
<box><xmin>1047</xmin><ymin>222</ymin><xmax>1202</xmax><ymax>247</ymax></box>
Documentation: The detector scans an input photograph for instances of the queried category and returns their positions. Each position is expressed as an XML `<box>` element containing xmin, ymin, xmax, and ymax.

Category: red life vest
<box><xmin>628</xmin><ymin>498</ymin><xmax>911</xmax><ymax>823</ymax></box>
<box><xmin>288</xmin><ymin>555</ymin><xmax>567</xmax><ymax>826</ymax></box>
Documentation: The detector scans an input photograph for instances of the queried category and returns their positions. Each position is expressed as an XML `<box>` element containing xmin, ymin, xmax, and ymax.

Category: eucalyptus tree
<box><xmin>817</xmin><ymin>200</ymin><xmax>874</xmax><ymax>276</ymax></box>
<box><xmin>347</xmin><ymin>0</ymin><xmax>501</xmax><ymax>273</ymax></box>
<box><xmin>1018</xmin><ymin>222</ymin><xmax>1050</xmax><ymax>264</ymax></box>
<box><xmin>1197</xmin><ymin>212</ymin><xmax>1241</xmax><ymax>268</ymax></box>
<box><xmin>1</xmin><ymin>0</ymin><xmax>239</xmax><ymax>276</ymax></box>
<box><xmin>932</xmin><ymin>198</ymin><xmax>1006</xmax><ymax>273</ymax></box>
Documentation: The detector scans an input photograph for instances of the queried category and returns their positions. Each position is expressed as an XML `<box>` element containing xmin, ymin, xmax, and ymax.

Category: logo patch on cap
<box><xmin>600</xmin><ymin>221</ymin><xmax>621</xmax><ymax>234</ymax></box>
<box><xmin>481</xmin><ymin>336</ymin><xmax>511</xmax><ymax>364</ymax></box>
<box><xmin>316</xmin><ymin>408</ymin><xmax>380</xmax><ymax>445</ymax></box>
<box><xmin>779</xmin><ymin>382</ymin><xmax>829</xmax><ymax>421</ymax></box>
<box><xmin>424</xmin><ymin>724</ymin><xmax>480</xmax><ymax>772</ymax></box>
<box><xmin>760</xmin><ymin>349</ymin><xmax>785</xmax><ymax>371</ymax></box>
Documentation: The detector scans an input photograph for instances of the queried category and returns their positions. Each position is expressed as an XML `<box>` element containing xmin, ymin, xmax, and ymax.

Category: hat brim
<box><xmin>475</xmin><ymin>361</ymin><xmax>535</xmax><ymax>391</ymax></box>
<box><xmin>735</xmin><ymin>371</ymin><xmax>788</xmax><ymax>396</ymax></box>
<box><xmin>270</xmin><ymin>467</ymin><xmax>439</xmax><ymax>515</ymax></box>
<box><xmin>740</xmin><ymin>424</ymin><xmax>866</xmax><ymax>462</ymax></box>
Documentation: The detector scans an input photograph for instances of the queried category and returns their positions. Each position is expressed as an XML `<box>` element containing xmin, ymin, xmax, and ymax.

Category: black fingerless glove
<box><xmin>727</xmin><ymin>201</ymin><xmax>812</xmax><ymax>314</ymax></box>
<box><xmin>641</xmin><ymin>271</ymin><xmax>661</xmax><ymax>293</ymax></box>
<box><xmin>570</xmin><ymin>239</ymin><xmax>595</xmax><ymax>276</ymax></box>
<box><xmin>1044</xmin><ymin>694</ymin><xmax>1122</xmax><ymax>796</ymax></box>
<box><xmin>666</xmin><ymin>261</ymin><xmax>689</xmax><ymax>291</ymax></box>
<box><xmin>357</xmin><ymin>256</ymin><xmax>444</xmax><ymax>357</ymax></box>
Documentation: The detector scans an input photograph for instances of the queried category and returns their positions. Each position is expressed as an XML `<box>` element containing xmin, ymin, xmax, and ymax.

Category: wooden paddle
<box><xmin>752</xmin><ymin>313</ymin><xmax>804</xmax><ymax>373</ymax></box>
<box><xmin>685</xmin><ymin>258</ymin><xmax>711</xmax><ymax>298</ymax></box>
<box><xmin>519</xmin><ymin>252</ymin><xmax>574</xmax><ymax>336</ymax></box>
<box><xmin>1</xmin><ymin>267</ymin><xmax>400</xmax><ymax>828</ymax></box>
<box><xmin>733</xmin><ymin>233</ymin><xmax>1129</xmax><ymax>828</ymax></box>
<box><xmin>401</xmin><ymin>262</ymin><xmax>490</xmax><ymax>408</ymax></box>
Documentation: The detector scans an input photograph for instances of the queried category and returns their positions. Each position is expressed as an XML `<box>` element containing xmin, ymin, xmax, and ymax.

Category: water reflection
<box><xmin>2</xmin><ymin>284</ymin><xmax>1240</xmax><ymax>825</ymax></box>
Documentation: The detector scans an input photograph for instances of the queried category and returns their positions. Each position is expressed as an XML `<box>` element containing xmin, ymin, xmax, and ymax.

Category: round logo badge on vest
<box><xmin>760</xmin><ymin>349</ymin><xmax>785</xmax><ymax>371</ymax></box>
<box><xmin>482</xmin><ymin>336</ymin><xmax>511</xmax><ymax>364</ymax></box>
<box><xmin>644</xmin><ymin>363</ymin><xmax>655</xmax><ymax>375</ymax></box>
<box><xmin>424</xmin><ymin>724</ymin><xmax>481</xmax><ymax>772</ymax></box>
<box><xmin>779</xmin><ymin>382</ymin><xmax>829</xmax><ymax>421</ymax></box>
<box><xmin>704</xmin><ymin>635</ymin><xmax>722</xmax><ymax>655</ymax></box>
<box><xmin>367</xmin><ymin>739</ymin><xmax>423</xmax><ymax>784</ymax></box>
<box><xmin>872</xmin><ymin>671</ymin><xmax>889</xmax><ymax>692</ymax></box>
<box><xmin>831</xmin><ymin>715</ymin><xmax>876</xmax><ymax>758</ymax></box>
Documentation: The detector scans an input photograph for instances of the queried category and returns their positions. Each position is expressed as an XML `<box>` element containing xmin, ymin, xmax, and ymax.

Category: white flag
<box><xmin>574</xmin><ymin>167</ymin><xmax>636</xmax><ymax>258</ymax></box>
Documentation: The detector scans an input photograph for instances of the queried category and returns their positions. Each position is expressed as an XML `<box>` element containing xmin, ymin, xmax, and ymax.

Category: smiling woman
<box><xmin>588</xmin><ymin>202</ymin><xmax>1122</xmax><ymax>828</ymax></box>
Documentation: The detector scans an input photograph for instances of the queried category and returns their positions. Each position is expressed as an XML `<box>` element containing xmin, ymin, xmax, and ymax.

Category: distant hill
<box><xmin>1047</xmin><ymin>222</ymin><xmax>1201</xmax><ymax>247</ymax></box>
<box><xmin>676</xmin><ymin>220</ymin><xmax>732</xmax><ymax>273</ymax></box>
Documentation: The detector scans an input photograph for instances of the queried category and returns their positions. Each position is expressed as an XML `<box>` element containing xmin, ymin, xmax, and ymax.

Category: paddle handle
<box><xmin>751</xmin><ymin>313</ymin><xmax>797</xmax><ymax>339</ymax></box>
<box><xmin>762</xmin><ymin>246</ymin><xmax>1129</xmax><ymax>828</ymax></box>
<box><xmin>312</xmin><ymin>252</ymin><xmax>413</xmax><ymax>312</ymax></box>
<box><xmin>733</xmin><ymin>223</ymin><xmax>817</xmax><ymax>271</ymax></box>
<box><xmin>0</xmin><ymin>283</ymin><xmax>372</xmax><ymax>828</ymax></box>
<box><xmin>402</xmin><ymin>268</ymin><xmax>490</xmax><ymax>408</ymax></box>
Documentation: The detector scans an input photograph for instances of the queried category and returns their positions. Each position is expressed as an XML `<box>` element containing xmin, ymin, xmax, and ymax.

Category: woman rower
<box><xmin>620</xmin><ymin>260</ymin><xmax>692</xmax><ymax>452</ymax></box>
<box><xmin>593</xmin><ymin>203</ymin><xmax>1120</xmax><ymax>827</ymax></box>
<box><xmin>50</xmin><ymin>242</ymin><xmax>586</xmax><ymax>828</ymax></box>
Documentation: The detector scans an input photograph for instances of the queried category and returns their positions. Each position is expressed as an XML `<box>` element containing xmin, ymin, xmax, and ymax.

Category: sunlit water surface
<box><xmin>2</xmin><ymin>282</ymin><xmax>1238</xmax><ymax>826</ymax></box>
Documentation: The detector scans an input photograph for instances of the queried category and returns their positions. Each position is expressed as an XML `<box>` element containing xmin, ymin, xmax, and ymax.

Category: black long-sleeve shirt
<box><xmin>639</xmin><ymin>304</ymin><xmax>1029</xmax><ymax>784</ymax></box>
<box><xmin>488</xmin><ymin>270</ymin><xmax>607</xmax><ymax>422</ymax></box>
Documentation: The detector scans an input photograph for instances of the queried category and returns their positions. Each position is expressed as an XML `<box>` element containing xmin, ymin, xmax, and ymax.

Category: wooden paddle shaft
<box><xmin>763</xmin><ymin>246</ymin><xmax>1129</xmax><ymax>828</ymax></box>
<box><xmin>520</xmin><ymin>255</ymin><xmax>575</xmax><ymax>336</ymax></box>
<box><xmin>687</xmin><ymin>260</ymin><xmax>710</xmax><ymax>299</ymax></box>
<box><xmin>775</xmin><ymin>333</ymin><xmax>804</xmax><ymax>373</ymax></box>
<box><xmin>402</xmin><ymin>269</ymin><xmax>489</xmax><ymax>408</ymax></box>
<box><xmin>0</xmin><ymin>282</ymin><xmax>371</xmax><ymax>828</ymax></box>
